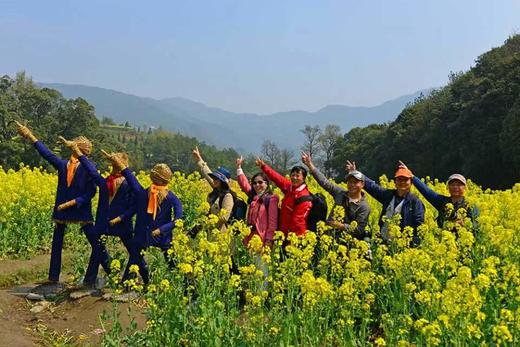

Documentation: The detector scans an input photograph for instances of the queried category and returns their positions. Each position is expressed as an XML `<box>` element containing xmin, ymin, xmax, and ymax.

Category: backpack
<box><xmin>295</xmin><ymin>193</ymin><xmax>328</xmax><ymax>232</ymax></box>
<box><xmin>247</xmin><ymin>191</ymin><xmax>275</xmax><ymax>210</ymax></box>
<box><xmin>218</xmin><ymin>191</ymin><xmax>248</xmax><ymax>222</ymax></box>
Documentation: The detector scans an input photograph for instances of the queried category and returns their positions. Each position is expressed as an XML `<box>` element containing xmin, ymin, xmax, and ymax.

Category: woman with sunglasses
<box><xmin>236</xmin><ymin>156</ymin><xmax>279</xmax><ymax>248</ymax></box>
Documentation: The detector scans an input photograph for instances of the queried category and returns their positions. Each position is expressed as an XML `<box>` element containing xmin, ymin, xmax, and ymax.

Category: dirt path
<box><xmin>0</xmin><ymin>286</ymin><xmax>35</xmax><ymax>346</ymax></box>
<box><xmin>0</xmin><ymin>254</ymin><xmax>52</xmax><ymax>288</ymax></box>
<box><xmin>0</xmin><ymin>255</ymin><xmax>145</xmax><ymax>346</ymax></box>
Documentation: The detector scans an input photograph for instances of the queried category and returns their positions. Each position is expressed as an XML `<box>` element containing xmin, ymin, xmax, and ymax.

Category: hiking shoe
<box><xmin>34</xmin><ymin>279</ymin><xmax>59</xmax><ymax>285</ymax></box>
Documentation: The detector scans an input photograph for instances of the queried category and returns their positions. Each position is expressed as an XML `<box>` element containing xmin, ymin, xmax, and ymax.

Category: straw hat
<box><xmin>150</xmin><ymin>163</ymin><xmax>172</xmax><ymax>185</ymax></box>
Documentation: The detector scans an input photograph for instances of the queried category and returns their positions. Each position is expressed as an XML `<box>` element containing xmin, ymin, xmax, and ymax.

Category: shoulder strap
<box><xmin>295</xmin><ymin>195</ymin><xmax>313</xmax><ymax>205</ymax></box>
<box><xmin>219</xmin><ymin>191</ymin><xmax>235</xmax><ymax>208</ymax></box>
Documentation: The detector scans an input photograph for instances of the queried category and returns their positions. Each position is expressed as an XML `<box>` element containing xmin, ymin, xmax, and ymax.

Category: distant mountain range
<box><xmin>40</xmin><ymin>82</ymin><xmax>432</xmax><ymax>153</ymax></box>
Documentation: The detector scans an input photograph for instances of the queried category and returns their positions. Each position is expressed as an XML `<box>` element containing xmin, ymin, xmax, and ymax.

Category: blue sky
<box><xmin>1</xmin><ymin>0</ymin><xmax>519</xmax><ymax>114</ymax></box>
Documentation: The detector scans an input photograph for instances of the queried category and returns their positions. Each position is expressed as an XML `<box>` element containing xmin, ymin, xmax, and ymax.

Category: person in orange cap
<box><xmin>399</xmin><ymin>161</ymin><xmax>479</xmax><ymax>231</ymax></box>
<box><xmin>346</xmin><ymin>161</ymin><xmax>424</xmax><ymax>246</ymax></box>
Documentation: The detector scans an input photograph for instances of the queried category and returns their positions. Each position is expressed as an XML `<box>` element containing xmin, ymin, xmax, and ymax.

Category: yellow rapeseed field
<box><xmin>1</xmin><ymin>166</ymin><xmax>518</xmax><ymax>346</ymax></box>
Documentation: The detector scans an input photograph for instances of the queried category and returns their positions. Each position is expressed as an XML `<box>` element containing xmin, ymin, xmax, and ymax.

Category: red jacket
<box><xmin>261</xmin><ymin>164</ymin><xmax>312</xmax><ymax>236</ymax></box>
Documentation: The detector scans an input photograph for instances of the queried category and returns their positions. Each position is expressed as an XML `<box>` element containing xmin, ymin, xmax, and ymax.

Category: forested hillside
<box><xmin>0</xmin><ymin>73</ymin><xmax>246</xmax><ymax>174</ymax></box>
<box><xmin>42</xmin><ymin>82</ymin><xmax>428</xmax><ymax>153</ymax></box>
<box><xmin>328</xmin><ymin>35</ymin><xmax>520</xmax><ymax>189</ymax></box>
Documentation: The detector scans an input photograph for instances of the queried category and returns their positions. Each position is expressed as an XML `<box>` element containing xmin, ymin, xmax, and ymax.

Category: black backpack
<box><xmin>295</xmin><ymin>193</ymin><xmax>328</xmax><ymax>232</ymax></box>
<box><xmin>218</xmin><ymin>191</ymin><xmax>248</xmax><ymax>222</ymax></box>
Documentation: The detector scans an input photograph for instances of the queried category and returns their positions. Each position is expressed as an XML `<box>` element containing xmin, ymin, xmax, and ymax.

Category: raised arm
<box><xmin>237</xmin><ymin>170</ymin><xmax>252</xmax><ymax>195</ymax></box>
<box><xmin>302</xmin><ymin>152</ymin><xmax>345</xmax><ymax>197</ymax></box>
<box><xmin>258</xmin><ymin>159</ymin><xmax>291</xmax><ymax>192</ymax></box>
<box><xmin>236</xmin><ymin>156</ymin><xmax>252</xmax><ymax>194</ymax></box>
<box><xmin>311</xmin><ymin>167</ymin><xmax>345</xmax><ymax>197</ymax></box>
<box><xmin>192</xmin><ymin>147</ymin><xmax>215</xmax><ymax>186</ymax></box>
<box><xmin>102</xmin><ymin>149</ymin><xmax>145</xmax><ymax>194</ymax></box>
<box><xmin>34</xmin><ymin>141</ymin><xmax>65</xmax><ymax>170</ymax></box>
<box><xmin>345</xmin><ymin>160</ymin><xmax>389</xmax><ymax>203</ymax></box>
<box><xmin>396</xmin><ymin>160</ymin><xmax>445</xmax><ymax>209</ymax></box>
<box><xmin>121</xmin><ymin>168</ymin><xmax>145</xmax><ymax>194</ymax></box>
<box><xmin>362</xmin><ymin>175</ymin><xmax>389</xmax><ymax>203</ymax></box>
<box><xmin>197</xmin><ymin>159</ymin><xmax>215</xmax><ymax>186</ymax></box>
<box><xmin>78</xmin><ymin>154</ymin><xmax>105</xmax><ymax>187</ymax></box>
<box><xmin>411</xmin><ymin>176</ymin><xmax>446</xmax><ymax>210</ymax></box>
<box><xmin>16</xmin><ymin>123</ymin><xmax>64</xmax><ymax>169</ymax></box>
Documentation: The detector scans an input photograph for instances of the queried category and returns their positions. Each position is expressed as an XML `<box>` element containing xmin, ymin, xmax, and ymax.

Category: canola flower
<box><xmin>119</xmin><ymin>174</ymin><xmax>520</xmax><ymax>345</ymax></box>
<box><xmin>0</xmin><ymin>164</ymin><xmax>88</xmax><ymax>259</ymax></box>
<box><xmin>2</xmin><ymin>166</ymin><xmax>519</xmax><ymax>346</ymax></box>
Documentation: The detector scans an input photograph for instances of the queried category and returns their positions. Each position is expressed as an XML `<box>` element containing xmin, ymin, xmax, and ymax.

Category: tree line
<box><xmin>0</xmin><ymin>72</ymin><xmax>247</xmax><ymax>174</ymax></box>
<box><xmin>256</xmin><ymin>36</ymin><xmax>520</xmax><ymax>190</ymax></box>
<box><xmin>3</xmin><ymin>34</ymin><xmax>519</xmax><ymax>188</ymax></box>
<box><xmin>324</xmin><ymin>35</ymin><xmax>520</xmax><ymax>189</ymax></box>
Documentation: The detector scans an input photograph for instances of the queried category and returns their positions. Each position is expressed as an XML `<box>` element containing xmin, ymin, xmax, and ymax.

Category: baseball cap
<box><xmin>394</xmin><ymin>166</ymin><xmax>413</xmax><ymax>178</ymax></box>
<box><xmin>346</xmin><ymin>170</ymin><xmax>365</xmax><ymax>182</ymax></box>
<box><xmin>447</xmin><ymin>173</ymin><xmax>467</xmax><ymax>185</ymax></box>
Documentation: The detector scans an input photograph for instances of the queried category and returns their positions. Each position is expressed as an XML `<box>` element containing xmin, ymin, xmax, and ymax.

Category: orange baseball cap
<box><xmin>394</xmin><ymin>166</ymin><xmax>413</xmax><ymax>178</ymax></box>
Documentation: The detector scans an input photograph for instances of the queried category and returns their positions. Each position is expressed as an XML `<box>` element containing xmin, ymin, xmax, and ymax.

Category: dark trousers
<box><xmin>84</xmin><ymin>231</ymin><xmax>135</xmax><ymax>284</ymax></box>
<box><xmin>122</xmin><ymin>239</ymin><xmax>174</xmax><ymax>285</ymax></box>
<box><xmin>48</xmin><ymin>223</ymin><xmax>110</xmax><ymax>284</ymax></box>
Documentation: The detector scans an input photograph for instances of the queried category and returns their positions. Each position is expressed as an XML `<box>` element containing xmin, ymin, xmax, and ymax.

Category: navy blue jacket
<box><xmin>363</xmin><ymin>175</ymin><xmax>425</xmax><ymax>241</ymax></box>
<box><xmin>34</xmin><ymin>141</ymin><xmax>96</xmax><ymax>222</ymax></box>
<box><xmin>121</xmin><ymin>168</ymin><xmax>183</xmax><ymax>248</ymax></box>
<box><xmin>412</xmin><ymin>177</ymin><xmax>479</xmax><ymax>229</ymax></box>
<box><xmin>79</xmin><ymin>156</ymin><xmax>136</xmax><ymax>237</ymax></box>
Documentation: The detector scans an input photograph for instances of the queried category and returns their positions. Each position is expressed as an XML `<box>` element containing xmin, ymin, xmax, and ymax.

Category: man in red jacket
<box><xmin>256</xmin><ymin>159</ymin><xmax>312</xmax><ymax>237</ymax></box>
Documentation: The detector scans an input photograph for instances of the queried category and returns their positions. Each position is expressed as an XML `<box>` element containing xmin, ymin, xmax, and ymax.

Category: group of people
<box><xmin>194</xmin><ymin>146</ymin><xmax>478</xmax><ymax>252</ymax></box>
<box><xmin>15</xmin><ymin>121</ymin><xmax>478</xmax><ymax>289</ymax></box>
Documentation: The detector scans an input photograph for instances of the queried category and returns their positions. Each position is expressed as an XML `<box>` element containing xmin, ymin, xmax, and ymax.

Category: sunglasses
<box><xmin>252</xmin><ymin>180</ymin><xmax>266</xmax><ymax>185</ymax></box>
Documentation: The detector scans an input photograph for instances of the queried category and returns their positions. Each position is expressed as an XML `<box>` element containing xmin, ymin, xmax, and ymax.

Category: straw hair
<box><xmin>112</xmin><ymin>152</ymin><xmax>129</xmax><ymax>168</ymax></box>
<box><xmin>72</xmin><ymin>136</ymin><xmax>93</xmax><ymax>156</ymax></box>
